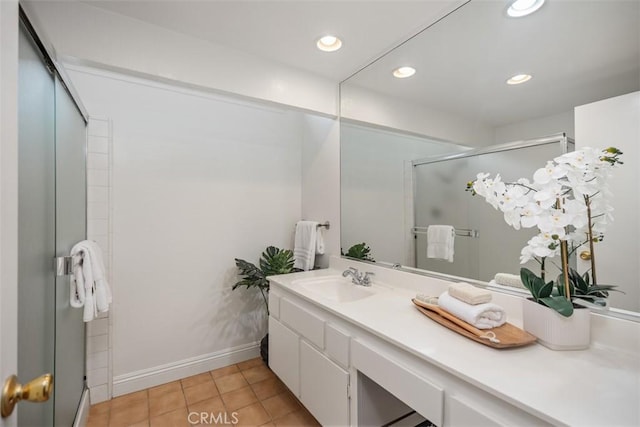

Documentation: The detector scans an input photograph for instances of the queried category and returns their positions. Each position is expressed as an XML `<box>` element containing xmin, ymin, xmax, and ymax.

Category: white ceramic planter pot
<box><xmin>522</xmin><ymin>298</ymin><xmax>591</xmax><ymax>350</ymax></box>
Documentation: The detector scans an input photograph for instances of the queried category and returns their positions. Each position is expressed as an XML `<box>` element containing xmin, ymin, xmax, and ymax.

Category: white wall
<box><xmin>493</xmin><ymin>110</ymin><xmax>575</xmax><ymax>144</ymax></box>
<box><xmin>341</xmin><ymin>85</ymin><xmax>494</xmax><ymax>147</ymax></box>
<box><xmin>66</xmin><ymin>66</ymin><xmax>309</xmax><ymax>393</ymax></box>
<box><xmin>575</xmin><ymin>91</ymin><xmax>640</xmax><ymax>312</ymax></box>
<box><xmin>301</xmin><ymin>115</ymin><xmax>341</xmax><ymax>268</ymax></box>
<box><xmin>22</xmin><ymin>0</ymin><xmax>337</xmax><ymax>115</ymax></box>
<box><xmin>0</xmin><ymin>3</ymin><xmax>19</xmax><ymax>426</ymax></box>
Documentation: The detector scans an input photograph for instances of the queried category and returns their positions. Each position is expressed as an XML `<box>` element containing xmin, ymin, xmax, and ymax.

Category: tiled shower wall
<box><xmin>85</xmin><ymin>117</ymin><xmax>112</xmax><ymax>403</ymax></box>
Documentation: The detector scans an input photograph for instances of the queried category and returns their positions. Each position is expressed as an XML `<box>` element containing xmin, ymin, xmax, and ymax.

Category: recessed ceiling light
<box><xmin>507</xmin><ymin>0</ymin><xmax>545</xmax><ymax>17</ymax></box>
<box><xmin>316</xmin><ymin>35</ymin><xmax>342</xmax><ymax>52</ymax></box>
<box><xmin>506</xmin><ymin>73</ymin><xmax>533</xmax><ymax>85</ymax></box>
<box><xmin>393</xmin><ymin>66</ymin><xmax>416</xmax><ymax>79</ymax></box>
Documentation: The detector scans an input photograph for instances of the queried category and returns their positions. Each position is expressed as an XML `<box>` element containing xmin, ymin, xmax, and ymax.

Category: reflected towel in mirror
<box><xmin>426</xmin><ymin>225</ymin><xmax>455</xmax><ymax>262</ymax></box>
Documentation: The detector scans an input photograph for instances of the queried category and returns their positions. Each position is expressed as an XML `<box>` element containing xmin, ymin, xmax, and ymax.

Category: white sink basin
<box><xmin>292</xmin><ymin>275</ymin><xmax>378</xmax><ymax>303</ymax></box>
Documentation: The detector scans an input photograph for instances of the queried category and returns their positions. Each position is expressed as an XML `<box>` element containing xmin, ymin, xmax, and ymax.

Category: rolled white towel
<box><xmin>449</xmin><ymin>282</ymin><xmax>491</xmax><ymax>305</ymax></box>
<box><xmin>494</xmin><ymin>273</ymin><xmax>525</xmax><ymax>289</ymax></box>
<box><xmin>438</xmin><ymin>291</ymin><xmax>506</xmax><ymax>329</ymax></box>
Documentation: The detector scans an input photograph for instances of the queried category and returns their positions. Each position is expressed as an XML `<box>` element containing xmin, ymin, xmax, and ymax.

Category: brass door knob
<box><xmin>579</xmin><ymin>251</ymin><xmax>592</xmax><ymax>261</ymax></box>
<box><xmin>1</xmin><ymin>373</ymin><xmax>53</xmax><ymax>418</ymax></box>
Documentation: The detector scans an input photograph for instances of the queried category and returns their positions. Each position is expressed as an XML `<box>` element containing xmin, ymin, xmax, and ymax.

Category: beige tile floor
<box><xmin>86</xmin><ymin>358</ymin><xmax>321</xmax><ymax>427</ymax></box>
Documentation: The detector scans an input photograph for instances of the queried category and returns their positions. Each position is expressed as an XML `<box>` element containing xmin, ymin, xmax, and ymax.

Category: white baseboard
<box><xmin>112</xmin><ymin>341</ymin><xmax>260</xmax><ymax>397</ymax></box>
<box><xmin>73</xmin><ymin>387</ymin><xmax>91</xmax><ymax>427</ymax></box>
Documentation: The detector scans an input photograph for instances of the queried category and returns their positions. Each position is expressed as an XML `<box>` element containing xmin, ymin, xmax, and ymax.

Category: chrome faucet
<box><xmin>342</xmin><ymin>267</ymin><xmax>375</xmax><ymax>287</ymax></box>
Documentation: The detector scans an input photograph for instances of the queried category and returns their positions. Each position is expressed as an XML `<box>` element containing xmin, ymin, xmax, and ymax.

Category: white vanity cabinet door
<box><xmin>269</xmin><ymin>316</ymin><xmax>300</xmax><ymax>396</ymax></box>
<box><xmin>300</xmin><ymin>340</ymin><xmax>349</xmax><ymax>427</ymax></box>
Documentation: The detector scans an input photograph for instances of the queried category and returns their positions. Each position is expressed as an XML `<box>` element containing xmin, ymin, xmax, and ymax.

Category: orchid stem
<box><xmin>560</xmin><ymin>241</ymin><xmax>571</xmax><ymax>300</ymax></box>
<box><xmin>557</xmin><ymin>197</ymin><xmax>571</xmax><ymax>300</ymax></box>
<box><xmin>585</xmin><ymin>195</ymin><xmax>597</xmax><ymax>284</ymax></box>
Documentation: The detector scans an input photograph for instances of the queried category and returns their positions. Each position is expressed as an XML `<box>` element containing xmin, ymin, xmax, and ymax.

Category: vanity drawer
<box><xmin>280</xmin><ymin>298</ymin><xmax>325</xmax><ymax>348</ymax></box>
<box><xmin>447</xmin><ymin>395</ymin><xmax>505</xmax><ymax>427</ymax></box>
<box><xmin>352</xmin><ymin>339</ymin><xmax>444</xmax><ymax>426</ymax></box>
<box><xmin>325</xmin><ymin>323</ymin><xmax>350</xmax><ymax>368</ymax></box>
<box><xmin>269</xmin><ymin>292</ymin><xmax>281</xmax><ymax>319</ymax></box>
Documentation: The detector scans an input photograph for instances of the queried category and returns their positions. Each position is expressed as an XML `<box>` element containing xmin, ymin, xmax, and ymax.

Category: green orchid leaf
<box><xmin>539</xmin><ymin>280</ymin><xmax>554</xmax><ymax>298</ymax></box>
<box><xmin>570</xmin><ymin>268</ymin><xmax>589</xmax><ymax>293</ymax></box>
<box><xmin>555</xmin><ymin>274</ymin><xmax>574</xmax><ymax>297</ymax></box>
<box><xmin>586</xmin><ymin>284</ymin><xmax>621</xmax><ymax>292</ymax></box>
<box><xmin>539</xmin><ymin>296</ymin><xmax>574</xmax><ymax>317</ymax></box>
<box><xmin>520</xmin><ymin>268</ymin><xmax>545</xmax><ymax>299</ymax></box>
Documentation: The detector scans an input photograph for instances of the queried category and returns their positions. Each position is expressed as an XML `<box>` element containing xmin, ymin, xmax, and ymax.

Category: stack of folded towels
<box><xmin>438</xmin><ymin>282</ymin><xmax>506</xmax><ymax>329</ymax></box>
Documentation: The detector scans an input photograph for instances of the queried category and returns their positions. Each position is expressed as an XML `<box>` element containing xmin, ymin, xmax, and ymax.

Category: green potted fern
<box><xmin>233</xmin><ymin>246</ymin><xmax>299</xmax><ymax>364</ymax></box>
<box><xmin>342</xmin><ymin>242</ymin><xmax>375</xmax><ymax>262</ymax></box>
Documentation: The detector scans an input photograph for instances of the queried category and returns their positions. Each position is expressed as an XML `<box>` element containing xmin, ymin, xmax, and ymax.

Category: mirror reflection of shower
<box><xmin>413</xmin><ymin>134</ymin><xmax>573</xmax><ymax>282</ymax></box>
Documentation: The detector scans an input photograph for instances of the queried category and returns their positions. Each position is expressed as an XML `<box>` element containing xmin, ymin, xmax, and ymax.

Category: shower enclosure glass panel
<box><xmin>414</xmin><ymin>136</ymin><xmax>573</xmax><ymax>282</ymax></box>
<box><xmin>54</xmin><ymin>76</ymin><xmax>87</xmax><ymax>426</ymax></box>
<box><xmin>18</xmin><ymin>21</ymin><xmax>56</xmax><ymax>427</ymax></box>
<box><xmin>18</xmin><ymin>19</ymin><xmax>87</xmax><ymax>426</ymax></box>
<box><xmin>414</xmin><ymin>157</ymin><xmax>478</xmax><ymax>279</ymax></box>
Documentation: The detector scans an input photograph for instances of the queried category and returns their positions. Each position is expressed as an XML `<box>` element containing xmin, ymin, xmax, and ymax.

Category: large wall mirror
<box><xmin>340</xmin><ymin>0</ymin><xmax>640</xmax><ymax>315</ymax></box>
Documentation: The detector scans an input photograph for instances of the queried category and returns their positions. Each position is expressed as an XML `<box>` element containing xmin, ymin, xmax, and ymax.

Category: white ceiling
<box><xmin>344</xmin><ymin>0</ymin><xmax>640</xmax><ymax>127</ymax></box>
<box><xmin>83</xmin><ymin>0</ymin><xmax>464</xmax><ymax>81</ymax></box>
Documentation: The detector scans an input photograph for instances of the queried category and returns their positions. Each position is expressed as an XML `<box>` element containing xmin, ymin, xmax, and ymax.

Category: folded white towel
<box><xmin>449</xmin><ymin>282</ymin><xmax>492</xmax><ymax>305</ymax></box>
<box><xmin>294</xmin><ymin>221</ymin><xmax>318</xmax><ymax>271</ymax></box>
<box><xmin>438</xmin><ymin>291</ymin><xmax>506</xmax><ymax>329</ymax></box>
<box><xmin>426</xmin><ymin>225</ymin><xmax>455</xmax><ymax>262</ymax></box>
<box><xmin>70</xmin><ymin>240</ymin><xmax>112</xmax><ymax>322</ymax></box>
<box><xmin>494</xmin><ymin>273</ymin><xmax>525</xmax><ymax>289</ymax></box>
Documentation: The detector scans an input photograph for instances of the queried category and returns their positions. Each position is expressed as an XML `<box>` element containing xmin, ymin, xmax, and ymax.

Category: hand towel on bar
<box><xmin>426</xmin><ymin>225</ymin><xmax>455</xmax><ymax>262</ymax></box>
<box><xmin>438</xmin><ymin>291</ymin><xmax>506</xmax><ymax>329</ymax></box>
<box><xmin>316</xmin><ymin>227</ymin><xmax>325</xmax><ymax>255</ymax></box>
<box><xmin>294</xmin><ymin>221</ymin><xmax>318</xmax><ymax>271</ymax></box>
<box><xmin>449</xmin><ymin>282</ymin><xmax>492</xmax><ymax>305</ymax></box>
<box><xmin>70</xmin><ymin>240</ymin><xmax>112</xmax><ymax>322</ymax></box>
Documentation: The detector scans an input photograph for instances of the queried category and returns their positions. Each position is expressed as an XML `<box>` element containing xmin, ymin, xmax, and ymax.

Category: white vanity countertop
<box><xmin>269</xmin><ymin>266</ymin><xmax>640</xmax><ymax>427</ymax></box>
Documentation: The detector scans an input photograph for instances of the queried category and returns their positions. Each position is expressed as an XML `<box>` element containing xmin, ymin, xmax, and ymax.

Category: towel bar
<box><xmin>296</xmin><ymin>221</ymin><xmax>330</xmax><ymax>230</ymax></box>
<box><xmin>411</xmin><ymin>226</ymin><xmax>478</xmax><ymax>238</ymax></box>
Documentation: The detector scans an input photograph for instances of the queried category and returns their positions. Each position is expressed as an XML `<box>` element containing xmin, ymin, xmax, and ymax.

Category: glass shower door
<box><xmin>413</xmin><ymin>138</ymin><xmax>572</xmax><ymax>283</ymax></box>
<box><xmin>18</xmin><ymin>20</ymin><xmax>56</xmax><ymax>427</ymax></box>
<box><xmin>54</xmin><ymin>77</ymin><xmax>87</xmax><ymax>426</ymax></box>
<box><xmin>414</xmin><ymin>157</ymin><xmax>479</xmax><ymax>279</ymax></box>
<box><xmin>18</xmin><ymin>19</ymin><xmax>87</xmax><ymax>426</ymax></box>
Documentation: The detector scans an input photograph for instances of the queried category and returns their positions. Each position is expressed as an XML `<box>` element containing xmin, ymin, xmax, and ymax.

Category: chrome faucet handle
<box><xmin>342</xmin><ymin>267</ymin><xmax>359</xmax><ymax>276</ymax></box>
<box><xmin>362</xmin><ymin>272</ymin><xmax>375</xmax><ymax>286</ymax></box>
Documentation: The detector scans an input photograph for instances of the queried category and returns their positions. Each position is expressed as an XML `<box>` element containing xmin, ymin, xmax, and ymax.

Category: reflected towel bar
<box><xmin>296</xmin><ymin>221</ymin><xmax>330</xmax><ymax>230</ymax></box>
<box><xmin>411</xmin><ymin>226</ymin><xmax>478</xmax><ymax>238</ymax></box>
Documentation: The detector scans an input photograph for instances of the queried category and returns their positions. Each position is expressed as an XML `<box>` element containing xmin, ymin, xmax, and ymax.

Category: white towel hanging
<box><xmin>294</xmin><ymin>221</ymin><xmax>318</xmax><ymax>271</ymax></box>
<box><xmin>426</xmin><ymin>225</ymin><xmax>455</xmax><ymax>262</ymax></box>
<box><xmin>70</xmin><ymin>240</ymin><xmax>112</xmax><ymax>322</ymax></box>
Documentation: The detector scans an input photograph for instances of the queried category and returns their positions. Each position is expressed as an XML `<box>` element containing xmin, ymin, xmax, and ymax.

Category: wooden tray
<box><xmin>412</xmin><ymin>299</ymin><xmax>537</xmax><ymax>349</ymax></box>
